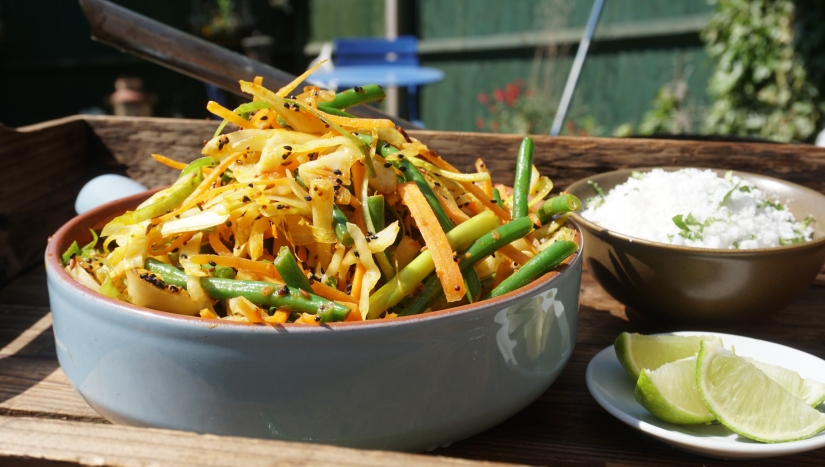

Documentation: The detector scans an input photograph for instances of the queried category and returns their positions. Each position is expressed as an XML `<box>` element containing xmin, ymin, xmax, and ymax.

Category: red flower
<box><xmin>492</xmin><ymin>88</ymin><xmax>505</xmax><ymax>103</ymax></box>
<box><xmin>476</xmin><ymin>118</ymin><xmax>486</xmax><ymax>129</ymax></box>
<box><xmin>477</xmin><ymin>92</ymin><xmax>489</xmax><ymax>104</ymax></box>
<box><xmin>490</xmin><ymin>121</ymin><xmax>500</xmax><ymax>131</ymax></box>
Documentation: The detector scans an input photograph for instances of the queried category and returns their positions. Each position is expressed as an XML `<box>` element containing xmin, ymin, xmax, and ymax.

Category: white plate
<box><xmin>585</xmin><ymin>331</ymin><xmax>825</xmax><ymax>459</ymax></box>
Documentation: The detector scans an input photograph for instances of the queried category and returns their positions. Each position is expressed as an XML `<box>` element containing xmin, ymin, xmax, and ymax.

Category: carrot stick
<box><xmin>152</xmin><ymin>232</ymin><xmax>194</xmax><ymax>256</ymax></box>
<box><xmin>181</xmin><ymin>154</ymin><xmax>238</xmax><ymax>206</ymax></box>
<box><xmin>311</xmin><ymin>281</ymin><xmax>357</xmax><ymax>304</ymax></box>
<box><xmin>351</xmin><ymin>263</ymin><xmax>366</xmax><ymax>300</ymax></box>
<box><xmin>206</xmin><ymin>101</ymin><xmax>256</xmax><ymax>130</ymax></box>
<box><xmin>492</xmin><ymin>259</ymin><xmax>514</xmax><ymax>289</ymax></box>
<box><xmin>397</xmin><ymin>182</ymin><xmax>465</xmax><ymax>302</ymax></box>
<box><xmin>152</xmin><ymin>154</ymin><xmax>188</xmax><ymax>171</ymax></box>
<box><xmin>208</xmin><ymin>232</ymin><xmax>232</xmax><ymax>256</ymax></box>
<box><xmin>264</xmin><ymin>309</ymin><xmax>290</xmax><ymax>324</ymax></box>
<box><xmin>498</xmin><ymin>244</ymin><xmax>532</xmax><ymax>266</ymax></box>
<box><xmin>189</xmin><ymin>254</ymin><xmax>283</xmax><ymax>280</ymax></box>
<box><xmin>433</xmin><ymin>185</ymin><xmax>471</xmax><ymax>225</ymax></box>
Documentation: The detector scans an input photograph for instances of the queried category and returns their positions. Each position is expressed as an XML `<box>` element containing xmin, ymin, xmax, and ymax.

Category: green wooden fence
<box><xmin>307</xmin><ymin>0</ymin><xmax>715</xmax><ymax>134</ymax></box>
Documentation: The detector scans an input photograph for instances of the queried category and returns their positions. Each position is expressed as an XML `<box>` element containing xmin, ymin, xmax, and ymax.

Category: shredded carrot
<box><xmin>181</xmin><ymin>154</ymin><xmax>238</xmax><ymax>206</ymax></box>
<box><xmin>433</xmin><ymin>185</ymin><xmax>471</xmax><ymax>225</ymax></box>
<box><xmin>352</xmin><ymin>162</ymin><xmax>365</xmax><ymax>200</ymax></box>
<box><xmin>397</xmin><ymin>182</ymin><xmax>465</xmax><ymax>302</ymax></box>
<box><xmin>296</xmin><ymin>313</ymin><xmax>321</xmax><ymax>325</ymax></box>
<box><xmin>475</xmin><ymin>158</ymin><xmax>493</xmax><ymax>198</ymax></box>
<box><xmin>208</xmin><ymin>233</ymin><xmax>232</xmax><ymax>256</ymax></box>
<box><xmin>276</xmin><ymin>60</ymin><xmax>328</xmax><ymax>98</ymax></box>
<box><xmin>461</xmin><ymin>181</ymin><xmax>510</xmax><ymax>222</ymax></box>
<box><xmin>189</xmin><ymin>254</ymin><xmax>283</xmax><ymax>280</ymax></box>
<box><xmin>419</xmin><ymin>150</ymin><xmax>510</xmax><ymax>222</ymax></box>
<box><xmin>264</xmin><ymin>309</ymin><xmax>290</xmax><ymax>324</ymax></box>
<box><xmin>344</xmin><ymin>306</ymin><xmax>363</xmax><ymax>321</ymax></box>
<box><xmin>199</xmin><ymin>308</ymin><xmax>218</xmax><ymax>319</ymax></box>
<box><xmin>316</xmin><ymin>109</ymin><xmax>395</xmax><ymax>129</ymax></box>
<box><xmin>152</xmin><ymin>232</ymin><xmax>194</xmax><ymax>256</ymax></box>
<box><xmin>251</xmin><ymin>108</ymin><xmax>282</xmax><ymax>129</ymax></box>
<box><xmin>311</xmin><ymin>281</ymin><xmax>357</xmax><ymax>304</ymax></box>
<box><xmin>351</xmin><ymin>263</ymin><xmax>366</xmax><ymax>300</ymax></box>
<box><xmin>207</xmin><ymin>101</ymin><xmax>256</xmax><ymax>130</ymax></box>
<box><xmin>498</xmin><ymin>244</ymin><xmax>532</xmax><ymax>266</ymax></box>
<box><xmin>234</xmin><ymin>297</ymin><xmax>264</xmax><ymax>323</ymax></box>
<box><xmin>492</xmin><ymin>259</ymin><xmax>514</xmax><ymax>289</ymax></box>
<box><xmin>152</xmin><ymin>154</ymin><xmax>188</xmax><ymax>171</ymax></box>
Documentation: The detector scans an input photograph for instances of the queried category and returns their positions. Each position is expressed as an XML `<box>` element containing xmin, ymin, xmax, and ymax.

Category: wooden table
<box><xmin>2</xmin><ymin>116</ymin><xmax>825</xmax><ymax>466</ymax></box>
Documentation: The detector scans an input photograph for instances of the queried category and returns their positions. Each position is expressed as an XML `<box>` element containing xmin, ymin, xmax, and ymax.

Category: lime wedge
<box><xmin>635</xmin><ymin>356</ymin><xmax>715</xmax><ymax>424</ymax></box>
<box><xmin>614</xmin><ymin>332</ymin><xmax>723</xmax><ymax>380</ymax></box>
<box><xmin>746</xmin><ymin>357</ymin><xmax>825</xmax><ymax>407</ymax></box>
<box><xmin>697</xmin><ymin>340</ymin><xmax>825</xmax><ymax>443</ymax></box>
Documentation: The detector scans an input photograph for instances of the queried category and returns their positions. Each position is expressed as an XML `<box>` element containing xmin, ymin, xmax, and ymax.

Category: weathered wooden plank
<box><xmin>0</xmin><ymin>119</ymin><xmax>91</xmax><ymax>285</ymax></box>
<box><xmin>3</xmin><ymin>263</ymin><xmax>825</xmax><ymax>466</ymax></box>
<box><xmin>0</xmin><ymin>416</ymin><xmax>521</xmax><ymax>467</ymax></box>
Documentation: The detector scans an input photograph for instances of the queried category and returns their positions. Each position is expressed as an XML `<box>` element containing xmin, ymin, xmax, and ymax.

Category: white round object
<box><xmin>75</xmin><ymin>174</ymin><xmax>147</xmax><ymax>215</ymax></box>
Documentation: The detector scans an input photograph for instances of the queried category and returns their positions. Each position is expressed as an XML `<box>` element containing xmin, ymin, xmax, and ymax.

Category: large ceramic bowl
<box><xmin>45</xmin><ymin>191</ymin><xmax>583</xmax><ymax>452</ymax></box>
<box><xmin>567</xmin><ymin>167</ymin><xmax>825</xmax><ymax>324</ymax></box>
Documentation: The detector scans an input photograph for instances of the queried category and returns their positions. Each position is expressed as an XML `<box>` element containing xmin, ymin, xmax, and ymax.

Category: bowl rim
<box><xmin>567</xmin><ymin>166</ymin><xmax>825</xmax><ymax>255</ymax></box>
<box><xmin>46</xmin><ymin>189</ymin><xmax>583</xmax><ymax>332</ymax></box>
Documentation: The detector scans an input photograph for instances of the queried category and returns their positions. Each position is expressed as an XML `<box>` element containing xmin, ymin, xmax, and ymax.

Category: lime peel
<box><xmin>697</xmin><ymin>340</ymin><xmax>825</xmax><ymax>443</ymax></box>
<box><xmin>635</xmin><ymin>356</ymin><xmax>715</xmax><ymax>425</ymax></box>
<box><xmin>614</xmin><ymin>332</ymin><xmax>723</xmax><ymax>380</ymax></box>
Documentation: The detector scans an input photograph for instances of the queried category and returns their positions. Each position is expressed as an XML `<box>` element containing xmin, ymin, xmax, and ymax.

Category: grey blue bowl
<box><xmin>45</xmin><ymin>191</ymin><xmax>583</xmax><ymax>452</ymax></box>
<box><xmin>567</xmin><ymin>167</ymin><xmax>825</xmax><ymax>324</ymax></box>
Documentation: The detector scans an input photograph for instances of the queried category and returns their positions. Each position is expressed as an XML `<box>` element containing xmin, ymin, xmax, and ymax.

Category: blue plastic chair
<box><xmin>333</xmin><ymin>36</ymin><xmax>424</xmax><ymax>123</ymax></box>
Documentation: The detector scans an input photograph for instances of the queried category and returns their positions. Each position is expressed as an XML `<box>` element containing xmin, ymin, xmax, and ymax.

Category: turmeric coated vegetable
<box><xmin>64</xmin><ymin>73</ymin><xmax>580</xmax><ymax>324</ymax></box>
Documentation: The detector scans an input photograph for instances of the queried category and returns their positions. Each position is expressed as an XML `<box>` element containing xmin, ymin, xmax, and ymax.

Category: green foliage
<box><xmin>638</xmin><ymin>79</ymin><xmax>693</xmax><ymax>135</ymax></box>
<box><xmin>702</xmin><ymin>0</ymin><xmax>825</xmax><ymax>142</ymax></box>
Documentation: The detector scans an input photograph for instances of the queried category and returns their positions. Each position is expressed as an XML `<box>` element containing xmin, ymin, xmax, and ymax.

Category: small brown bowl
<box><xmin>567</xmin><ymin>167</ymin><xmax>825</xmax><ymax>324</ymax></box>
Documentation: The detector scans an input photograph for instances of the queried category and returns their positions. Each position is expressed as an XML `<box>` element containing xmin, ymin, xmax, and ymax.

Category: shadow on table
<box><xmin>0</xmin><ymin>265</ymin><xmax>61</xmax><ymax>407</ymax></box>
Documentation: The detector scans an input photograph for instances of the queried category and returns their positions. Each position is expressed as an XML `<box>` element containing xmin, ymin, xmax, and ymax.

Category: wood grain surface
<box><xmin>2</xmin><ymin>116</ymin><xmax>825</xmax><ymax>465</ymax></box>
<box><xmin>2</xmin><ymin>265</ymin><xmax>824</xmax><ymax>466</ymax></box>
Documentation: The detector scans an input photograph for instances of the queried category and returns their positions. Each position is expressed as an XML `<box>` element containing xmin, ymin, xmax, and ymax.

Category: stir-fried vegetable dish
<box><xmin>62</xmin><ymin>66</ymin><xmax>581</xmax><ymax>324</ymax></box>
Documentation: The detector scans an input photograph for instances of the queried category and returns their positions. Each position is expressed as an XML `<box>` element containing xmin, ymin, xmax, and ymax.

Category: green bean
<box><xmin>145</xmin><ymin>259</ymin><xmax>187</xmax><ymax>286</ymax></box>
<box><xmin>394</xmin><ymin>156</ymin><xmax>486</xmax><ymax>302</ymax></box>
<box><xmin>488</xmin><ymin>240</ymin><xmax>578</xmax><ymax>298</ymax></box>
<box><xmin>316</xmin><ymin>106</ymin><xmax>356</xmax><ymax>118</ymax></box>
<box><xmin>318</xmin><ymin>84</ymin><xmax>386</xmax><ymax>110</ymax></box>
<box><xmin>492</xmin><ymin>187</ymin><xmax>503</xmax><ymax>207</ymax></box>
<box><xmin>274</xmin><ymin>246</ymin><xmax>312</xmax><ymax>293</ymax></box>
<box><xmin>367</xmin><ymin>195</ymin><xmax>385</xmax><ymax>231</ymax></box>
<box><xmin>368</xmin><ymin>210</ymin><xmax>499</xmax><ymax>318</ymax></box>
<box><xmin>355</xmin><ymin>135</ymin><xmax>400</xmax><ymax>159</ymax></box>
<box><xmin>332</xmin><ymin>205</ymin><xmax>354</xmax><ymax>246</ymax></box>
<box><xmin>464</xmin><ymin>267</ymin><xmax>483</xmax><ymax>303</ymax></box>
<box><xmin>534</xmin><ymin>193</ymin><xmax>582</xmax><ymax>224</ymax></box>
<box><xmin>180</xmin><ymin>157</ymin><xmax>217</xmax><ymax>178</ymax></box>
<box><xmin>213</xmin><ymin>265</ymin><xmax>236</xmax><ymax>279</ymax></box>
<box><xmin>143</xmin><ymin>259</ymin><xmax>349</xmax><ymax>322</ymax></box>
<box><xmin>214</xmin><ymin>101</ymin><xmax>272</xmax><ymax>137</ymax></box>
<box><xmin>399</xmin><ymin>217</ymin><xmax>534</xmax><ymax>316</ymax></box>
<box><xmin>512</xmin><ymin>137</ymin><xmax>534</xmax><ymax>219</ymax></box>
<box><xmin>105</xmin><ymin>171</ymin><xmax>202</xmax><ymax>230</ymax></box>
